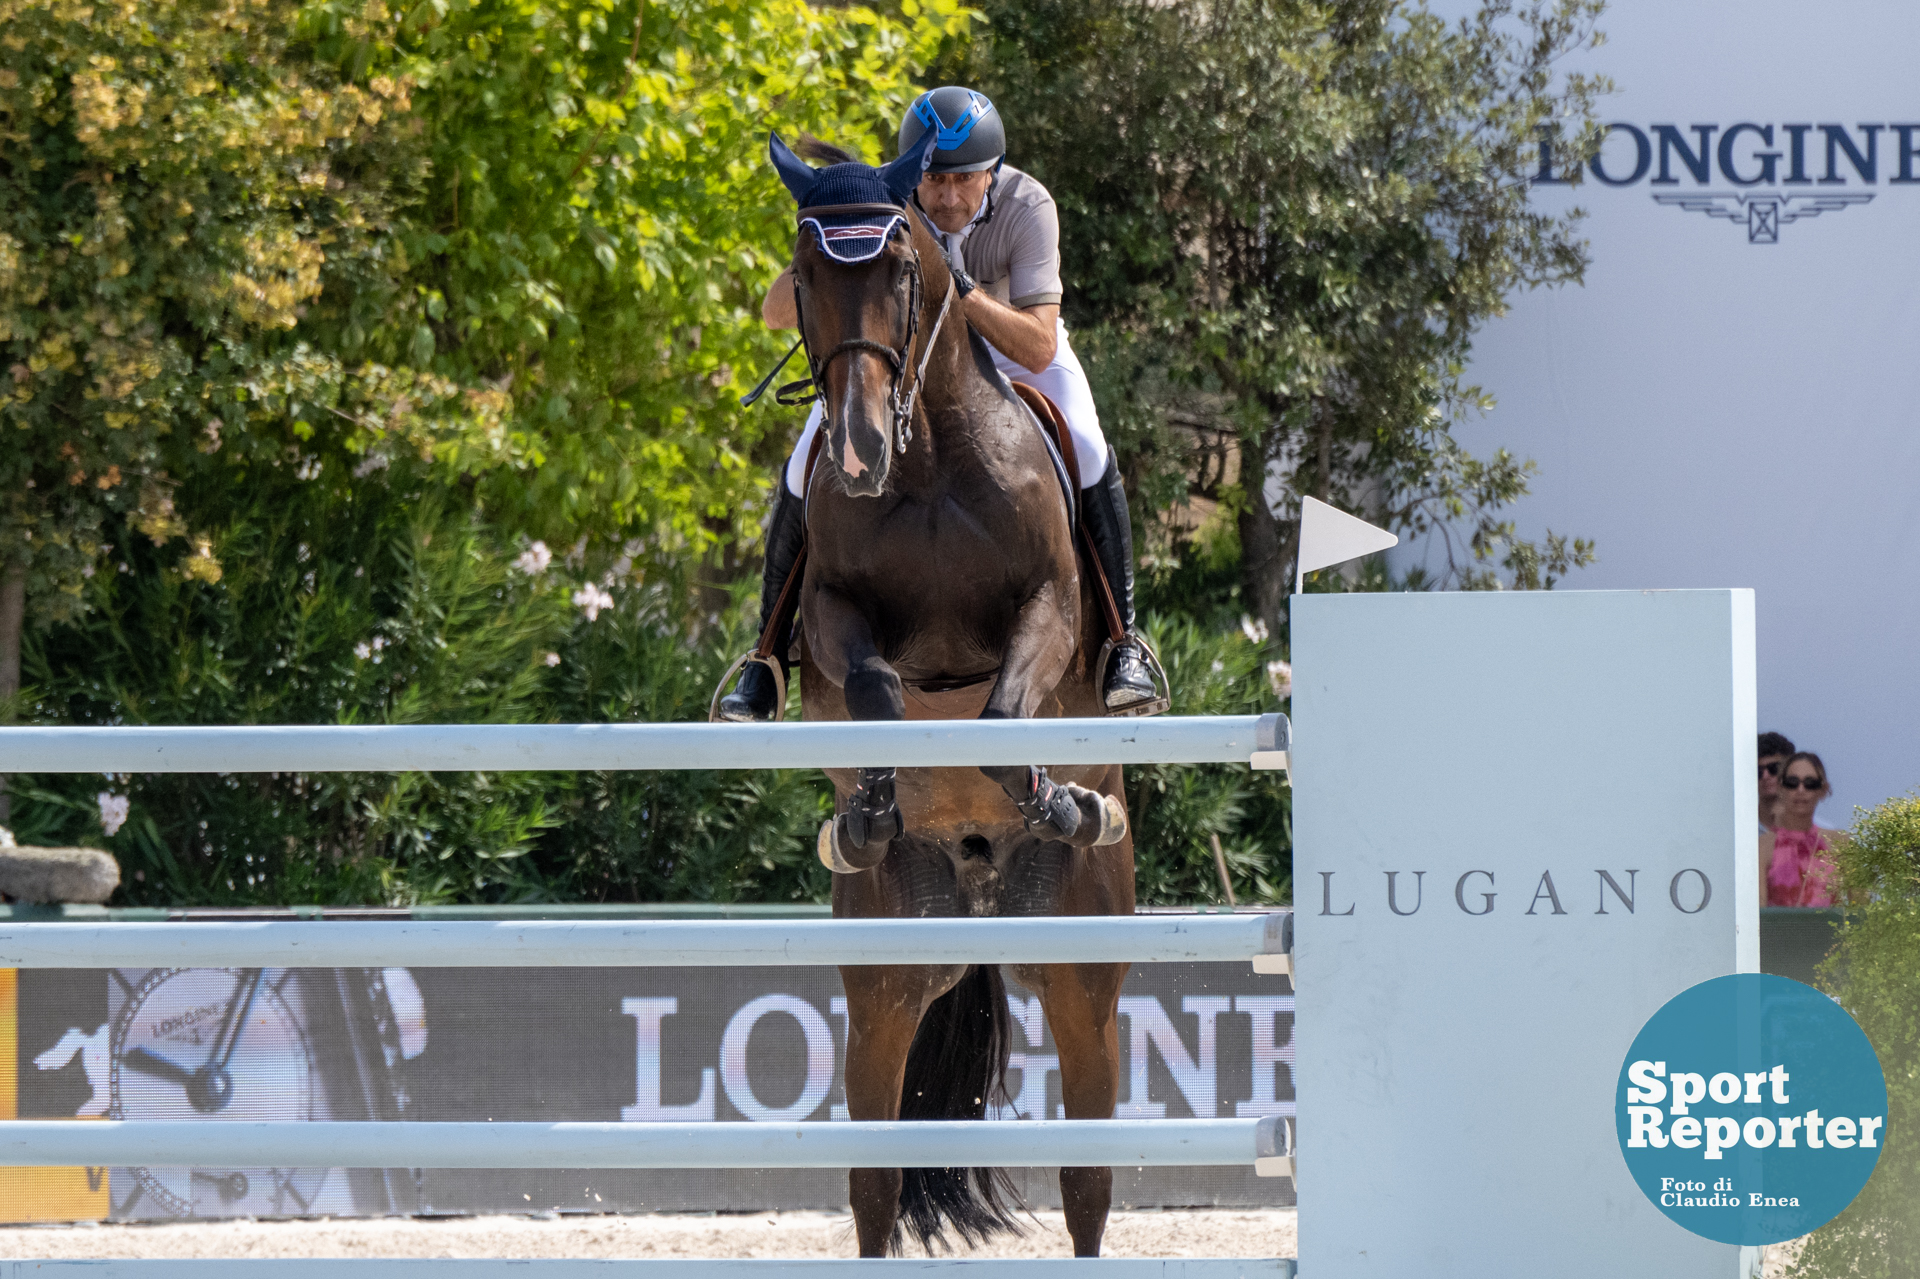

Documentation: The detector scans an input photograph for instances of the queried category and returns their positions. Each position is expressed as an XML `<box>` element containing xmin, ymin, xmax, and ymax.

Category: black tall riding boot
<box><xmin>1079</xmin><ymin>456</ymin><xmax>1158</xmax><ymax>710</ymax></box>
<box><xmin>717</xmin><ymin>483</ymin><xmax>808</xmax><ymax>723</ymax></box>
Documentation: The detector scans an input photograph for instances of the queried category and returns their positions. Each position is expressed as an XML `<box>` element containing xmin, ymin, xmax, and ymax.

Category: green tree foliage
<box><xmin>937</xmin><ymin>0</ymin><xmax>1605</xmax><ymax>626</ymax></box>
<box><xmin>304</xmin><ymin>0</ymin><xmax>967</xmax><ymax>580</ymax></box>
<box><xmin>1796</xmin><ymin>794</ymin><xmax>1920</xmax><ymax>1278</ymax></box>
<box><xmin>0</xmin><ymin>0</ymin><xmax>965</xmax><ymax>864</ymax></box>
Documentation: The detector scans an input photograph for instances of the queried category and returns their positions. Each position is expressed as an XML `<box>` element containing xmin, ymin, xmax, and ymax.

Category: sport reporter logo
<box><xmin>1616</xmin><ymin>973</ymin><xmax>1886</xmax><ymax>1245</ymax></box>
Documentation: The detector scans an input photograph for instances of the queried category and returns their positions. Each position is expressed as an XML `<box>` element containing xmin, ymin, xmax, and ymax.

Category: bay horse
<box><xmin>766</xmin><ymin>132</ymin><xmax>1135</xmax><ymax>1257</ymax></box>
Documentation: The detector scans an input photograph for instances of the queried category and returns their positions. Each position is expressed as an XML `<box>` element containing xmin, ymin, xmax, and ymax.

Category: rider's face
<box><xmin>917</xmin><ymin>170</ymin><xmax>994</xmax><ymax>233</ymax></box>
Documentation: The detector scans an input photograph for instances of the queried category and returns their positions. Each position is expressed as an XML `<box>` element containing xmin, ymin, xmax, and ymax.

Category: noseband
<box><xmin>783</xmin><ymin>203</ymin><xmax>957</xmax><ymax>455</ymax></box>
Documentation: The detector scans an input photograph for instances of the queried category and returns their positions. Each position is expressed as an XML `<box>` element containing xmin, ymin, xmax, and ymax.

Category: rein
<box><xmin>767</xmin><ymin>202</ymin><xmax>958</xmax><ymax>456</ymax></box>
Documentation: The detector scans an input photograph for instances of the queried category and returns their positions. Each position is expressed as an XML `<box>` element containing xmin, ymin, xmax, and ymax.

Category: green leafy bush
<box><xmin>1128</xmin><ymin>613</ymin><xmax>1291</xmax><ymax>905</ymax></box>
<box><xmin>14</xmin><ymin>466</ymin><xmax>831</xmax><ymax>906</ymax></box>
<box><xmin>1794</xmin><ymin>794</ymin><xmax>1920</xmax><ymax>1277</ymax></box>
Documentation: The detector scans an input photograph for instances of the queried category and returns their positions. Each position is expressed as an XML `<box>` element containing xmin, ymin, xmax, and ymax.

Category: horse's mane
<box><xmin>794</xmin><ymin>134</ymin><xmax>861</xmax><ymax>166</ymax></box>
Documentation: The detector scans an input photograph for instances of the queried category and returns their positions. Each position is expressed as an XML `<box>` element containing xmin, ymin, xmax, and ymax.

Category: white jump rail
<box><xmin>0</xmin><ymin>1117</ymin><xmax>1293</xmax><ymax>1175</ymax></box>
<box><xmin>0</xmin><ymin>1264</ymin><xmax>1297</xmax><ymax>1278</ymax></box>
<box><xmin>0</xmin><ymin>913</ymin><xmax>1293</xmax><ymax>974</ymax></box>
<box><xmin>0</xmin><ymin>713</ymin><xmax>1291</xmax><ymax>774</ymax></box>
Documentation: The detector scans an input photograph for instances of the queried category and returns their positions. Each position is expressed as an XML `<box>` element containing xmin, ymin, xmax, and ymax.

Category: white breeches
<box><xmin>783</xmin><ymin>318</ymin><xmax>1108</xmax><ymax>497</ymax></box>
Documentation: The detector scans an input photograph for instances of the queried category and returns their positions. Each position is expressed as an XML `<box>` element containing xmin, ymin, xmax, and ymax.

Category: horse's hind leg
<box><xmin>840</xmin><ymin>963</ymin><xmax>965</xmax><ymax>1256</ymax></box>
<box><xmin>1036</xmin><ymin>961</ymin><xmax>1128</xmax><ymax>1256</ymax></box>
<box><xmin>978</xmin><ymin>590</ymin><xmax>1125</xmax><ymax>847</ymax></box>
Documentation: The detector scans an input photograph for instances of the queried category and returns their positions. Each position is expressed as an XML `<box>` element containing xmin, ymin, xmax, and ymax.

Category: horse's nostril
<box><xmin>960</xmin><ymin>835</ymin><xmax>993</xmax><ymax>861</ymax></box>
<box><xmin>841</xmin><ymin>434</ymin><xmax>867</xmax><ymax>478</ymax></box>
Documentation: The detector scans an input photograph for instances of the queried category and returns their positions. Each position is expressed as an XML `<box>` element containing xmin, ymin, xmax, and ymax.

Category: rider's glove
<box><xmin>948</xmin><ymin>262</ymin><xmax>978</xmax><ymax>298</ymax></box>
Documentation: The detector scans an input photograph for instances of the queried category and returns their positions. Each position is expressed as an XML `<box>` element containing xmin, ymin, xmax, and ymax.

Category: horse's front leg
<box><xmin>810</xmin><ymin>585</ymin><xmax>906</xmax><ymax>871</ymax></box>
<box><xmin>978</xmin><ymin>588</ymin><xmax>1127</xmax><ymax>847</ymax></box>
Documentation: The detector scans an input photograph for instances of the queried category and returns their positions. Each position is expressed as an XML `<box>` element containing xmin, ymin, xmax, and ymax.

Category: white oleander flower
<box><xmin>1266</xmin><ymin>660</ymin><xmax>1293</xmax><ymax>700</ymax></box>
<box><xmin>512</xmin><ymin>541</ymin><xmax>553</xmax><ymax>575</ymax></box>
<box><xmin>544</xmin><ymin>652</ymin><xmax>561</xmax><ymax>667</ymax></box>
<box><xmin>354</xmin><ymin>641</ymin><xmax>372</xmax><ymax>660</ymax></box>
<box><xmin>572</xmin><ymin>584</ymin><xmax>615</xmax><ymax>621</ymax></box>
<box><xmin>1240</xmin><ymin>614</ymin><xmax>1270</xmax><ymax>645</ymax></box>
<box><xmin>96</xmin><ymin>792</ymin><xmax>130</xmax><ymax>837</ymax></box>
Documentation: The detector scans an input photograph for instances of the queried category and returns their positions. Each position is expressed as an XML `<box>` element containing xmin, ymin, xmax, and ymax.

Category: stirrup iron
<box><xmin>1097</xmin><ymin>633</ymin><xmax>1171</xmax><ymax>718</ymax></box>
<box><xmin>708</xmin><ymin>651</ymin><xmax>788</xmax><ymax>724</ymax></box>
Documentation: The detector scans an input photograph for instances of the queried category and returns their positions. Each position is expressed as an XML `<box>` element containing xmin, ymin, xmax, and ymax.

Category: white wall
<box><xmin>1404</xmin><ymin>0</ymin><xmax>1920</xmax><ymax>819</ymax></box>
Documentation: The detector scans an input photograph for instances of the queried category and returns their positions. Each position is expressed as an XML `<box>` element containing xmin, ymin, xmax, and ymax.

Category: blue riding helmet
<box><xmin>898</xmin><ymin>86</ymin><xmax>1006</xmax><ymax>174</ymax></box>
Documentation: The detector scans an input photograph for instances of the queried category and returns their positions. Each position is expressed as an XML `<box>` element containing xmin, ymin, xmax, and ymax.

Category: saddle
<box><xmin>731</xmin><ymin>386</ymin><xmax>1132</xmax><ymax>703</ymax></box>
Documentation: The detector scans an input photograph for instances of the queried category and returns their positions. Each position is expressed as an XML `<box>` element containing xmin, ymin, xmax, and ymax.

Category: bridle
<box><xmin>775</xmin><ymin>202</ymin><xmax>957</xmax><ymax>456</ymax></box>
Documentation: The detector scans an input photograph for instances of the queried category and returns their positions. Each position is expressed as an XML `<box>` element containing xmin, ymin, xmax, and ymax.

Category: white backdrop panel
<box><xmin>1405</xmin><ymin>0</ymin><xmax>1920</xmax><ymax>818</ymax></box>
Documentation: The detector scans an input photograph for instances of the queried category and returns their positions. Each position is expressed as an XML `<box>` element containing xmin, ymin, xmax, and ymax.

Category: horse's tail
<box><xmin>892</xmin><ymin>962</ymin><xmax>1024</xmax><ymax>1254</ymax></box>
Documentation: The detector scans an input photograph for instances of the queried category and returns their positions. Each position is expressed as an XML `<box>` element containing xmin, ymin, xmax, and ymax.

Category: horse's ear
<box><xmin>880</xmin><ymin>125</ymin><xmax>937</xmax><ymax>206</ymax></box>
<box><xmin>769</xmin><ymin>131</ymin><xmax>817</xmax><ymax>205</ymax></box>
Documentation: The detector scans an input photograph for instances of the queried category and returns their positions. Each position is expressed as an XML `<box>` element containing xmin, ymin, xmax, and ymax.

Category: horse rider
<box><xmin>717</xmin><ymin>85</ymin><xmax>1157</xmax><ymax>722</ymax></box>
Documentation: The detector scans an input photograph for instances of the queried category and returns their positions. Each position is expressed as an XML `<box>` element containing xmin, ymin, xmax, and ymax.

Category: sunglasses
<box><xmin>1759</xmin><ymin>762</ymin><xmax>1782</xmax><ymax>778</ymax></box>
<box><xmin>1781</xmin><ymin>775</ymin><xmax>1824</xmax><ymax>791</ymax></box>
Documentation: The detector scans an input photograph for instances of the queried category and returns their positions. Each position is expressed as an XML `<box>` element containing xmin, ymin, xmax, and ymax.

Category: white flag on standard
<box><xmin>1295</xmin><ymin>496</ymin><xmax>1398</xmax><ymax>595</ymax></box>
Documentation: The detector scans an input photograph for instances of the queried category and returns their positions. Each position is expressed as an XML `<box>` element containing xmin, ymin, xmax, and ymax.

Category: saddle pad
<box><xmin>1009</xmin><ymin>380</ymin><xmax>1078</xmax><ymax>532</ymax></box>
<box><xmin>798</xmin><ymin>211</ymin><xmax>906</xmax><ymax>264</ymax></box>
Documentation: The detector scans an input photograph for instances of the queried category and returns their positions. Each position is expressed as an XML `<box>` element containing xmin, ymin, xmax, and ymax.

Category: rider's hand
<box><xmin>946</xmin><ymin>257</ymin><xmax>978</xmax><ymax>298</ymax></box>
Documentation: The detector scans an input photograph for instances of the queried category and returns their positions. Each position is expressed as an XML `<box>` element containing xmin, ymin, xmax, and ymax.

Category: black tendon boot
<box><xmin>717</xmin><ymin>483</ymin><xmax>808</xmax><ymax>723</ymax></box>
<box><xmin>1080</xmin><ymin>456</ymin><xmax>1158</xmax><ymax>710</ymax></box>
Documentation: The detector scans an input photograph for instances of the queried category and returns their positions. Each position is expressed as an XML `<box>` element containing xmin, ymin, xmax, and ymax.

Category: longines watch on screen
<box><xmin>108</xmin><ymin>966</ymin><xmax>424</xmax><ymax>1218</ymax></box>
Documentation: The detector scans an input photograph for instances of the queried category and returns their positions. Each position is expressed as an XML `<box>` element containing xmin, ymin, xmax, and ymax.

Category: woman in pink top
<box><xmin>1760</xmin><ymin>752</ymin><xmax>1845</xmax><ymax>907</ymax></box>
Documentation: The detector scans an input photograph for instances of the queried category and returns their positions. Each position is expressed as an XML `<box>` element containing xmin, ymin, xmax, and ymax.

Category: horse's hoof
<box><xmin>817</xmin><ymin>817</ymin><xmax>889</xmax><ymax>874</ymax></box>
<box><xmin>1061</xmin><ymin>786</ymin><xmax>1127</xmax><ymax>847</ymax></box>
<box><xmin>1091</xmin><ymin>793</ymin><xmax>1128</xmax><ymax>846</ymax></box>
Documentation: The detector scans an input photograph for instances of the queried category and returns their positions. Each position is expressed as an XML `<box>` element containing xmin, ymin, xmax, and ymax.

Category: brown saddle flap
<box><xmin>1009</xmin><ymin>383</ymin><xmax>1124</xmax><ymax>644</ymax></box>
<box><xmin>1010</xmin><ymin>382</ymin><xmax>1082</xmax><ymax>494</ymax></box>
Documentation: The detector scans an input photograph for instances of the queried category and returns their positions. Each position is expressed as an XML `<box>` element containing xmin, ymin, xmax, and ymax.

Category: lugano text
<box><xmin>1317</xmin><ymin>868</ymin><xmax>1713</xmax><ymax>916</ymax></box>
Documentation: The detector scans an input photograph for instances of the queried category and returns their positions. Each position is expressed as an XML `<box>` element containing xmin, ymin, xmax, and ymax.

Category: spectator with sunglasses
<box><xmin>1757</xmin><ymin>731</ymin><xmax>1796</xmax><ymax>831</ymax></box>
<box><xmin>1761</xmin><ymin>752</ymin><xmax>1845</xmax><ymax>907</ymax></box>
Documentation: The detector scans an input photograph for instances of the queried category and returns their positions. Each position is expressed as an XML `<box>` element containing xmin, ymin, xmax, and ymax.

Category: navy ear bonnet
<box><xmin>769</xmin><ymin>130</ymin><xmax>935</xmax><ymax>263</ymax></box>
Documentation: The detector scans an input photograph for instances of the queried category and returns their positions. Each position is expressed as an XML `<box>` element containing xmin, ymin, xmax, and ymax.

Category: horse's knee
<box><xmin>844</xmin><ymin>661</ymin><xmax>904</xmax><ymax>721</ymax></box>
<box><xmin>977</xmin><ymin>762</ymin><xmax>1026</xmax><ymax>792</ymax></box>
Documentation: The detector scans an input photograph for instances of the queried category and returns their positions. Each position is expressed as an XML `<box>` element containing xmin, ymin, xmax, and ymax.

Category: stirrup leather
<box><xmin>1096</xmin><ymin>632</ymin><xmax>1171</xmax><ymax>719</ymax></box>
<box><xmin>707</xmin><ymin>651</ymin><xmax>788</xmax><ymax>725</ymax></box>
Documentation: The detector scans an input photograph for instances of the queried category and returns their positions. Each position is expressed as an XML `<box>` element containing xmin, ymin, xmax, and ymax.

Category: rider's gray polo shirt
<box><xmin>923</xmin><ymin>166</ymin><xmax>1064</xmax><ymax>310</ymax></box>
